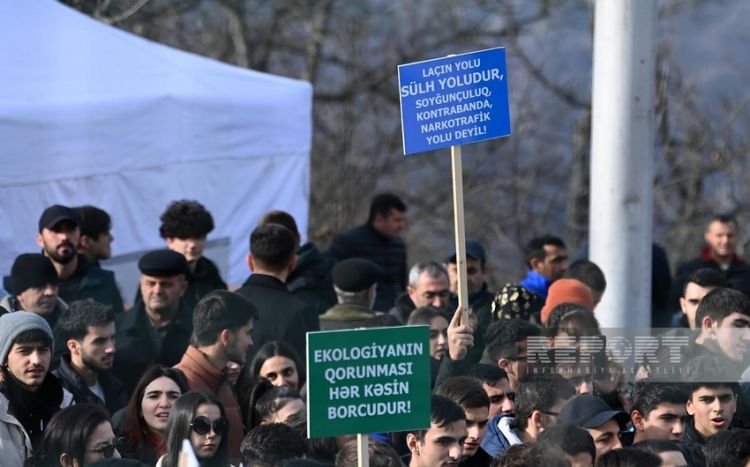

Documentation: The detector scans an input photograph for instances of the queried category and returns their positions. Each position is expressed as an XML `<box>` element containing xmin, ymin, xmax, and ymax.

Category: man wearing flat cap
<box><xmin>113</xmin><ymin>249</ymin><xmax>193</xmax><ymax>394</ymax></box>
<box><xmin>33</xmin><ymin>204</ymin><xmax>124</xmax><ymax>314</ymax></box>
<box><xmin>319</xmin><ymin>258</ymin><xmax>384</xmax><ymax>331</ymax></box>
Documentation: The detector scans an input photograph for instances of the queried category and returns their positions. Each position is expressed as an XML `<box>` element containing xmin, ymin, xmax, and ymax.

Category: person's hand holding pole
<box><xmin>448</xmin><ymin>305</ymin><xmax>474</xmax><ymax>361</ymax></box>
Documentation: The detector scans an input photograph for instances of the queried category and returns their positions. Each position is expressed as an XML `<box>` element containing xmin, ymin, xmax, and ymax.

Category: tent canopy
<box><xmin>0</xmin><ymin>0</ymin><xmax>312</xmax><ymax>288</ymax></box>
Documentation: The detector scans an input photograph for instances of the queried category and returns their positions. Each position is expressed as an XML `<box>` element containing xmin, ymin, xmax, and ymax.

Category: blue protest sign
<box><xmin>398</xmin><ymin>48</ymin><xmax>511</xmax><ymax>155</ymax></box>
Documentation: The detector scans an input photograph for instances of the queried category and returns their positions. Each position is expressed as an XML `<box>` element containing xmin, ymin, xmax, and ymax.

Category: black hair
<box><xmin>246</xmin><ymin>380</ymin><xmax>303</xmax><ymax>430</ymax></box>
<box><xmin>709</xmin><ymin>213</ymin><xmax>737</xmax><ymax>227</ymax></box>
<box><xmin>162</xmin><ymin>392</ymin><xmax>229</xmax><ymax>467</ymax></box>
<box><xmin>72</xmin><ymin>205</ymin><xmax>112</xmax><ymax>240</ymax></box>
<box><xmin>466</xmin><ymin>364</ymin><xmax>509</xmax><ymax>386</ymax></box>
<box><xmin>367</xmin><ymin>193</ymin><xmax>406</xmax><ymax>224</ymax></box>
<box><xmin>435</xmin><ymin>376</ymin><xmax>491</xmax><ymax>410</ymax></box>
<box><xmin>407</xmin><ymin>305</ymin><xmax>448</xmax><ymax>326</ymax></box>
<box><xmin>247</xmin><ymin>340</ymin><xmax>304</xmax><ymax>390</ymax></box>
<box><xmin>484</xmin><ymin>319</ymin><xmax>541</xmax><ymax>362</ymax></box>
<box><xmin>250</xmin><ymin>223</ymin><xmax>296</xmax><ymax>272</ymax></box>
<box><xmin>523</xmin><ymin>235</ymin><xmax>566</xmax><ymax>268</ymax></box>
<box><xmin>514</xmin><ymin>374</ymin><xmax>575</xmax><ymax>430</ymax></box>
<box><xmin>491</xmin><ymin>443</ymin><xmax>571</xmax><ymax>467</ymax></box>
<box><xmin>282</xmin><ymin>409</ymin><xmax>339</xmax><ymax>463</ymax></box>
<box><xmin>563</xmin><ymin>260</ymin><xmax>606</xmax><ymax>293</ymax></box>
<box><xmin>537</xmin><ymin>423</ymin><xmax>595</xmax><ymax>461</ymax></box>
<box><xmin>545</xmin><ymin>304</ymin><xmax>601</xmax><ymax>338</ymax></box>
<box><xmin>121</xmin><ymin>366</ymin><xmax>190</xmax><ymax>461</ymax></box>
<box><xmin>683</xmin><ymin>355</ymin><xmax>740</xmax><ymax>395</ymax></box>
<box><xmin>630</xmin><ymin>382</ymin><xmax>689</xmax><ymax>418</ymax></box>
<box><xmin>412</xmin><ymin>395</ymin><xmax>465</xmax><ymax>441</ymax></box>
<box><xmin>335</xmin><ymin>440</ymin><xmax>402</xmax><ymax>467</ymax></box>
<box><xmin>632</xmin><ymin>439</ymin><xmax>683</xmax><ymax>455</ymax></box>
<box><xmin>236</xmin><ymin>342</ymin><xmax>303</xmax><ymax>425</ymax></box>
<box><xmin>57</xmin><ymin>299</ymin><xmax>115</xmax><ymax>343</ymax></box>
<box><xmin>695</xmin><ymin>287</ymin><xmax>750</xmax><ymax>325</ymax></box>
<box><xmin>159</xmin><ymin>199</ymin><xmax>215</xmax><ymax>239</ymax></box>
<box><xmin>191</xmin><ymin>291</ymin><xmax>258</xmax><ymax>347</ymax></box>
<box><xmin>704</xmin><ymin>430</ymin><xmax>750</xmax><ymax>466</ymax></box>
<box><xmin>280</xmin><ymin>460</ymin><xmax>338</xmax><ymax>467</ymax></box>
<box><xmin>35</xmin><ymin>403</ymin><xmax>112</xmax><ymax>466</ymax></box>
<box><xmin>12</xmin><ymin>328</ymin><xmax>52</xmax><ymax>349</ymax></box>
<box><xmin>259</xmin><ymin>210</ymin><xmax>301</xmax><ymax>245</ymax></box>
<box><xmin>361</xmin><ymin>313</ymin><xmax>402</xmax><ymax>328</ymax></box>
<box><xmin>596</xmin><ymin>447</ymin><xmax>662</xmax><ymax>467</ymax></box>
<box><xmin>682</xmin><ymin>268</ymin><xmax>727</xmax><ymax>296</ymax></box>
<box><xmin>240</xmin><ymin>423</ymin><xmax>307</xmax><ymax>467</ymax></box>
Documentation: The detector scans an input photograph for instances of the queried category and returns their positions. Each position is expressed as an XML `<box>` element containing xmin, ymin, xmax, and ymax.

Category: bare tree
<box><xmin>58</xmin><ymin>0</ymin><xmax>750</xmax><ymax>287</ymax></box>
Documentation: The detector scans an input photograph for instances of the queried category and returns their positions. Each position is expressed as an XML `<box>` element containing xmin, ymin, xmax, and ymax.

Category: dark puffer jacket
<box><xmin>328</xmin><ymin>223</ymin><xmax>407</xmax><ymax>312</ymax></box>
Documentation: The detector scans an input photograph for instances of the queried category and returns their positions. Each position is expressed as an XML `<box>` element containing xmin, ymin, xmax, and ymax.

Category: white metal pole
<box><xmin>589</xmin><ymin>0</ymin><xmax>656</xmax><ymax>330</ymax></box>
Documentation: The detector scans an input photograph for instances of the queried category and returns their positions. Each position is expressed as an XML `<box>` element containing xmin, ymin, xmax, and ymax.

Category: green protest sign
<box><xmin>306</xmin><ymin>325</ymin><xmax>431</xmax><ymax>438</ymax></box>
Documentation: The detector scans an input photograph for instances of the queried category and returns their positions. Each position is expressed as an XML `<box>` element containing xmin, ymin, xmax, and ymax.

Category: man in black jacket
<box><xmin>113</xmin><ymin>249</ymin><xmax>193</xmax><ymax>395</ymax></box>
<box><xmin>236</xmin><ymin>224</ymin><xmax>318</xmax><ymax>362</ymax></box>
<box><xmin>53</xmin><ymin>299</ymin><xmax>126</xmax><ymax>413</ymax></box>
<box><xmin>329</xmin><ymin>193</ymin><xmax>407</xmax><ymax>311</ymax></box>
<box><xmin>258</xmin><ymin>210</ymin><xmax>336</xmax><ymax>316</ymax></box>
<box><xmin>671</xmin><ymin>214</ymin><xmax>750</xmax><ymax>310</ymax></box>
<box><xmin>35</xmin><ymin>204</ymin><xmax>124</xmax><ymax>314</ymax></box>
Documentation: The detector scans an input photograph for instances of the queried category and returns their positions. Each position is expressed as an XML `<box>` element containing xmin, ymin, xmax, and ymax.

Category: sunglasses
<box><xmin>190</xmin><ymin>416</ymin><xmax>229</xmax><ymax>436</ymax></box>
<box><xmin>88</xmin><ymin>437</ymin><xmax>123</xmax><ymax>459</ymax></box>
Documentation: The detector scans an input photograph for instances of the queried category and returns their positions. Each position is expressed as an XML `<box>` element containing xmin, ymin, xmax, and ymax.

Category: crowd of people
<box><xmin>1</xmin><ymin>194</ymin><xmax>750</xmax><ymax>466</ymax></box>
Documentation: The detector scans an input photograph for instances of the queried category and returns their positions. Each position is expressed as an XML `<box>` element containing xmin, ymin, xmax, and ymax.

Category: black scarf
<box><xmin>1</xmin><ymin>369</ymin><xmax>62</xmax><ymax>448</ymax></box>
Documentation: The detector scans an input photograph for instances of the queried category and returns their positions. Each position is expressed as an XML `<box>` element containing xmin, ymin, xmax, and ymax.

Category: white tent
<box><xmin>0</xmin><ymin>0</ymin><xmax>312</xmax><ymax>294</ymax></box>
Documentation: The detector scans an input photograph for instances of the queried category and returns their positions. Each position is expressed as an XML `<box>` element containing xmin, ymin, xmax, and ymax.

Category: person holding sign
<box><xmin>405</xmin><ymin>395</ymin><xmax>468</xmax><ymax>467</ymax></box>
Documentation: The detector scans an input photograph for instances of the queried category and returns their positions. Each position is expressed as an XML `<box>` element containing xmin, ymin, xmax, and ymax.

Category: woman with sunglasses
<box><xmin>32</xmin><ymin>403</ymin><xmax>121</xmax><ymax>466</ymax></box>
<box><xmin>157</xmin><ymin>392</ymin><xmax>230</xmax><ymax>467</ymax></box>
<box><xmin>118</xmin><ymin>365</ymin><xmax>189</xmax><ymax>464</ymax></box>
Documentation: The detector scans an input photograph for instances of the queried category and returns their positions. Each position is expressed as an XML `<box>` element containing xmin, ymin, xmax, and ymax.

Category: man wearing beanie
<box><xmin>1</xmin><ymin>253</ymin><xmax>68</xmax><ymax>324</ymax></box>
<box><xmin>0</xmin><ymin>312</ymin><xmax>68</xmax><ymax>467</ymax></box>
<box><xmin>114</xmin><ymin>249</ymin><xmax>193</xmax><ymax>394</ymax></box>
<box><xmin>1</xmin><ymin>253</ymin><xmax>71</xmax><ymax>361</ymax></box>
<box><xmin>319</xmin><ymin>258</ymin><xmax>384</xmax><ymax>330</ymax></box>
<box><xmin>35</xmin><ymin>204</ymin><xmax>124</xmax><ymax>314</ymax></box>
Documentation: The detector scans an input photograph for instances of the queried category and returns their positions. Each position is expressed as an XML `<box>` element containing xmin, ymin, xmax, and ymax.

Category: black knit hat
<box><xmin>11</xmin><ymin>253</ymin><xmax>59</xmax><ymax>295</ymax></box>
<box><xmin>138</xmin><ymin>249</ymin><xmax>188</xmax><ymax>277</ymax></box>
<box><xmin>332</xmin><ymin>258</ymin><xmax>384</xmax><ymax>292</ymax></box>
